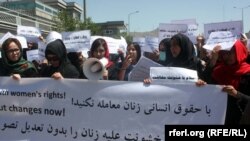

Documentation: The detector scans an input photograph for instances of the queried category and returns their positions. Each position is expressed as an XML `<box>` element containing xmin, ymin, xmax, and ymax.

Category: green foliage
<box><xmin>53</xmin><ymin>10</ymin><xmax>79</xmax><ymax>32</ymax></box>
<box><xmin>125</xmin><ymin>35</ymin><xmax>133</xmax><ymax>43</ymax></box>
<box><xmin>53</xmin><ymin>11</ymin><xmax>101</xmax><ymax>34</ymax></box>
<box><xmin>79</xmin><ymin>17</ymin><xmax>101</xmax><ymax>35</ymax></box>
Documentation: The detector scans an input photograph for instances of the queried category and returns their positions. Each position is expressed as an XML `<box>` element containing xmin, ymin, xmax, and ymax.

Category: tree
<box><xmin>53</xmin><ymin>10</ymin><xmax>79</xmax><ymax>32</ymax></box>
<box><xmin>79</xmin><ymin>17</ymin><xmax>101</xmax><ymax>35</ymax></box>
<box><xmin>53</xmin><ymin>11</ymin><xmax>101</xmax><ymax>34</ymax></box>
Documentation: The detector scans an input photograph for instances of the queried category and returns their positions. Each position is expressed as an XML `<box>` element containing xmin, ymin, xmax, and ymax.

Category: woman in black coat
<box><xmin>40</xmin><ymin>39</ymin><xmax>79</xmax><ymax>79</ymax></box>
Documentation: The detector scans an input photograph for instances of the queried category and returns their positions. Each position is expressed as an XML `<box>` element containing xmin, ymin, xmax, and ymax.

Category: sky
<box><xmin>65</xmin><ymin>0</ymin><xmax>250</xmax><ymax>33</ymax></box>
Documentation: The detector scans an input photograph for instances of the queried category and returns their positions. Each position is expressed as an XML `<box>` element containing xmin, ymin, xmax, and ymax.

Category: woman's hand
<box><xmin>121</xmin><ymin>55</ymin><xmax>132</xmax><ymax>69</ymax></box>
<box><xmin>195</xmin><ymin>79</ymin><xmax>207</xmax><ymax>87</ymax></box>
<box><xmin>51</xmin><ymin>72</ymin><xmax>64</xmax><ymax>80</ymax></box>
<box><xmin>152</xmin><ymin>49</ymin><xmax>160</xmax><ymax>61</ymax></box>
<box><xmin>222</xmin><ymin>85</ymin><xmax>238</xmax><ymax>98</ymax></box>
<box><xmin>102</xmin><ymin>68</ymin><xmax>108</xmax><ymax>80</ymax></box>
<box><xmin>209</xmin><ymin>45</ymin><xmax>221</xmax><ymax>67</ymax></box>
<box><xmin>143</xmin><ymin>78</ymin><xmax>152</xmax><ymax>84</ymax></box>
<box><xmin>11</xmin><ymin>74</ymin><xmax>21</xmax><ymax>80</ymax></box>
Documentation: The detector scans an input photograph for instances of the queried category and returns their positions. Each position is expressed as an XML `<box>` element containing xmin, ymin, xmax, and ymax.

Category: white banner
<box><xmin>128</xmin><ymin>56</ymin><xmax>164</xmax><ymax>81</ymax></box>
<box><xmin>61</xmin><ymin>30</ymin><xmax>91</xmax><ymax>53</ymax></box>
<box><xmin>17</xmin><ymin>25</ymin><xmax>41</xmax><ymax>43</ymax></box>
<box><xmin>91</xmin><ymin>36</ymin><xmax>127</xmax><ymax>54</ymax></box>
<box><xmin>0</xmin><ymin>32</ymin><xmax>28</xmax><ymax>49</ymax></box>
<box><xmin>26</xmin><ymin>49</ymin><xmax>40</xmax><ymax>62</ymax></box>
<box><xmin>0</xmin><ymin>77</ymin><xmax>226</xmax><ymax>141</ymax></box>
<box><xmin>131</xmin><ymin>36</ymin><xmax>158</xmax><ymax>53</ymax></box>
<box><xmin>203</xmin><ymin>31</ymin><xmax>237</xmax><ymax>51</ymax></box>
<box><xmin>46</xmin><ymin>31</ymin><xmax>62</xmax><ymax>44</ymax></box>
<box><xmin>171</xmin><ymin>19</ymin><xmax>199</xmax><ymax>44</ymax></box>
<box><xmin>144</xmin><ymin>36</ymin><xmax>159</xmax><ymax>52</ymax></box>
<box><xmin>133</xmin><ymin>37</ymin><xmax>145</xmax><ymax>49</ymax></box>
<box><xmin>38</xmin><ymin>41</ymin><xmax>46</xmax><ymax>61</ymax></box>
<box><xmin>204</xmin><ymin>20</ymin><xmax>243</xmax><ymax>39</ymax></box>
<box><xmin>158</xmin><ymin>23</ymin><xmax>188</xmax><ymax>42</ymax></box>
<box><xmin>0</xmin><ymin>32</ymin><xmax>15</xmax><ymax>45</ymax></box>
<box><xmin>15</xmin><ymin>36</ymin><xmax>28</xmax><ymax>49</ymax></box>
<box><xmin>150</xmin><ymin>67</ymin><xmax>198</xmax><ymax>83</ymax></box>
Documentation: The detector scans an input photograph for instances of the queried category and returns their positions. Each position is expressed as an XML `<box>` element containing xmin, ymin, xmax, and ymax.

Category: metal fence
<box><xmin>0</xmin><ymin>5</ymin><xmax>56</xmax><ymax>33</ymax></box>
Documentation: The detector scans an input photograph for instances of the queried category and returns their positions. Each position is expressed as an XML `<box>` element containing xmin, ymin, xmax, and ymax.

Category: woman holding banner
<box><xmin>221</xmin><ymin>85</ymin><xmax>250</xmax><ymax>124</ymax></box>
<box><xmin>211</xmin><ymin>40</ymin><xmax>250</xmax><ymax>124</ymax></box>
<box><xmin>40</xmin><ymin>39</ymin><xmax>79</xmax><ymax>79</ymax></box>
<box><xmin>197</xmin><ymin>40</ymin><xmax>250</xmax><ymax>124</ymax></box>
<box><xmin>144</xmin><ymin>33</ymin><xmax>201</xmax><ymax>83</ymax></box>
<box><xmin>0</xmin><ymin>38</ymin><xmax>38</xmax><ymax>80</ymax></box>
<box><xmin>118</xmin><ymin>42</ymin><xmax>141</xmax><ymax>81</ymax></box>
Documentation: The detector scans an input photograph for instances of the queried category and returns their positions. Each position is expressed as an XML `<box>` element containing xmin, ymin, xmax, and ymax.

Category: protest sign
<box><xmin>0</xmin><ymin>77</ymin><xmax>226</xmax><ymax>141</ymax></box>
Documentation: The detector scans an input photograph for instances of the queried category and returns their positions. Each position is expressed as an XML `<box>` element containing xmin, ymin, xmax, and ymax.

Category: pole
<box><xmin>127</xmin><ymin>11</ymin><xmax>139</xmax><ymax>35</ymax></box>
<box><xmin>83</xmin><ymin>0</ymin><xmax>86</xmax><ymax>22</ymax></box>
<box><xmin>241</xmin><ymin>8</ymin><xmax>243</xmax><ymax>29</ymax></box>
<box><xmin>234</xmin><ymin>5</ymin><xmax>250</xmax><ymax>32</ymax></box>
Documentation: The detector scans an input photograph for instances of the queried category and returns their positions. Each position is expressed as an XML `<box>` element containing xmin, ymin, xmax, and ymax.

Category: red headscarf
<box><xmin>89</xmin><ymin>38</ymin><xmax>114</xmax><ymax>68</ymax></box>
<box><xmin>212</xmin><ymin>40</ymin><xmax>250</xmax><ymax>89</ymax></box>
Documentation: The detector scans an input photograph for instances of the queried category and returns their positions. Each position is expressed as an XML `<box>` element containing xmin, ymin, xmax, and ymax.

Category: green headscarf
<box><xmin>0</xmin><ymin>38</ymin><xmax>37</xmax><ymax>76</ymax></box>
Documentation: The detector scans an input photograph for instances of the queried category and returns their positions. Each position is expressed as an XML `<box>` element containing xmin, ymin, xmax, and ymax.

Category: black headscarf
<box><xmin>42</xmin><ymin>39</ymin><xmax>79</xmax><ymax>78</ymax></box>
<box><xmin>167</xmin><ymin>33</ymin><xmax>197</xmax><ymax>70</ymax></box>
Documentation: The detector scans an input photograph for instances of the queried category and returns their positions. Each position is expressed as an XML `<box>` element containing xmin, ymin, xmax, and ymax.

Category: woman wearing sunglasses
<box><xmin>40</xmin><ymin>39</ymin><xmax>79</xmax><ymax>79</ymax></box>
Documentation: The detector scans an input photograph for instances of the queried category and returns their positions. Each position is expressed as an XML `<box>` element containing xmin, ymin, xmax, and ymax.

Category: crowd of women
<box><xmin>0</xmin><ymin>32</ymin><xmax>249</xmax><ymax>125</ymax></box>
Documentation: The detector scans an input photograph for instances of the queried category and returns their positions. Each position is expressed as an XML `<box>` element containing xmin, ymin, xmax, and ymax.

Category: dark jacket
<box><xmin>40</xmin><ymin>39</ymin><xmax>79</xmax><ymax>78</ymax></box>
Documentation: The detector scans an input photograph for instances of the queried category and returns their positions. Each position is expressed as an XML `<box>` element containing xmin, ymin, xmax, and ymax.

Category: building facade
<box><xmin>0</xmin><ymin>0</ymin><xmax>128</xmax><ymax>38</ymax></box>
<box><xmin>97</xmin><ymin>21</ymin><xmax>126</xmax><ymax>38</ymax></box>
<box><xmin>0</xmin><ymin>0</ymin><xmax>82</xmax><ymax>33</ymax></box>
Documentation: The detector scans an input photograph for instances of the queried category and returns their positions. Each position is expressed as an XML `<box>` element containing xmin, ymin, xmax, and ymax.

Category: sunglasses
<box><xmin>47</xmin><ymin>56</ymin><xmax>59</xmax><ymax>62</ymax></box>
